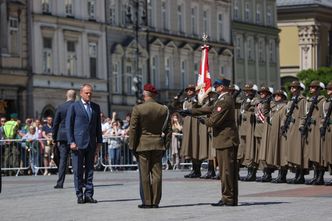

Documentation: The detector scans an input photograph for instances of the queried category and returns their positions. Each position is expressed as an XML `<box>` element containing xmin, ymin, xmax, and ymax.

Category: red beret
<box><xmin>143</xmin><ymin>83</ymin><xmax>158</xmax><ymax>94</ymax></box>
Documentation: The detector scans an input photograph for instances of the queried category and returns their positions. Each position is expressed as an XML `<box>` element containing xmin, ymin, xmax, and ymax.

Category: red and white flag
<box><xmin>197</xmin><ymin>44</ymin><xmax>212</xmax><ymax>104</ymax></box>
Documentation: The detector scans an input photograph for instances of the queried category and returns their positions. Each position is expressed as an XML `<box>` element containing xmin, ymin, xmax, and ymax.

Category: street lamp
<box><xmin>126</xmin><ymin>0</ymin><xmax>146</xmax><ymax>104</ymax></box>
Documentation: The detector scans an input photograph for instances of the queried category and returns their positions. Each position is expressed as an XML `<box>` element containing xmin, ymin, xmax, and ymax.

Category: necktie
<box><xmin>85</xmin><ymin>102</ymin><xmax>92</xmax><ymax>120</ymax></box>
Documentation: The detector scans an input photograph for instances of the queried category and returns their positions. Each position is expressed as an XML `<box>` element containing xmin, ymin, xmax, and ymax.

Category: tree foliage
<box><xmin>297</xmin><ymin>67</ymin><xmax>332</xmax><ymax>96</ymax></box>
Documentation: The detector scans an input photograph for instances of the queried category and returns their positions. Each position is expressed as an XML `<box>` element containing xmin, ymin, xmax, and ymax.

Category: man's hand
<box><xmin>70</xmin><ymin>143</ymin><xmax>77</xmax><ymax>151</ymax></box>
<box><xmin>178</xmin><ymin>109</ymin><xmax>192</xmax><ymax>117</ymax></box>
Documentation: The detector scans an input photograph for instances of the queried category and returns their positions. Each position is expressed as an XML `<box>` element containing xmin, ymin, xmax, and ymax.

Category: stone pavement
<box><xmin>0</xmin><ymin>170</ymin><xmax>332</xmax><ymax>221</ymax></box>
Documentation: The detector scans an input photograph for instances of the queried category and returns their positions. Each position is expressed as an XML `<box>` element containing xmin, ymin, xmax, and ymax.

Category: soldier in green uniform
<box><xmin>129</xmin><ymin>83</ymin><xmax>172</xmax><ymax>209</ymax></box>
<box><xmin>239</xmin><ymin>83</ymin><xmax>258</xmax><ymax>181</ymax></box>
<box><xmin>182</xmin><ymin>78</ymin><xmax>239</xmax><ymax>206</ymax></box>
<box><xmin>301</xmin><ymin>80</ymin><xmax>326</xmax><ymax>185</ymax></box>
<box><xmin>322</xmin><ymin>81</ymin><xmax>332</xmax><ymax>185</ymax></box>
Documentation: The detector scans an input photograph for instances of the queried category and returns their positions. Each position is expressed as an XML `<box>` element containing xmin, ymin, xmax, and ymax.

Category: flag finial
<box><xmin>202</xmin><ymin>33</ymin><xmax>209</xmax><ymax>43</ymax></box>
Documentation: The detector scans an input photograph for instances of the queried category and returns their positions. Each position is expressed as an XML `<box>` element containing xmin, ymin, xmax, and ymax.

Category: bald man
<box><xmin>53</xmin><ymin>89</ymin><xmax>76</xmax><ymax>189</ymax></box>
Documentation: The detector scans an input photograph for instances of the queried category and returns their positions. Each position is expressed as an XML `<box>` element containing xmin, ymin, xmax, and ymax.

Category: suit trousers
<box><xmin>55</xmin><ymin>142</ymin><xmax>70</xmax><ymax>187</ymax></box>
<box><xmin>216</xmin><ymin>146</ymin><xmax>238</xmax><ymax>205</ymax></box>
<box><xmin>137</xmin><ymin>150</ymin><xmax>163</xmax><ymax>206</ymax></box>
<box><xmin>72</xmin><ymin>146</ymin><xmax>95</xmax><ymax>198</ymax></box>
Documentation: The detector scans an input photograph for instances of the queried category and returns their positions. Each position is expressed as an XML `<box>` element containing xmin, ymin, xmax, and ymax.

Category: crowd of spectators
<box><xmin>0</xmin><ymin>111</ymin><xmax>185</xmax><ymax>176</ymax></box>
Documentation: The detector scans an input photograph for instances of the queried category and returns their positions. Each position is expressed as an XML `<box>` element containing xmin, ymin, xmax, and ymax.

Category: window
<box><xmin>217</xmin><ymin>13</ymin><xmax>223</xmax><ymax>41</ymax></box>
<box><xmin>147</xmin><ymin>0</ymin><xmax>154</xmax><ymax>27</ymax></box>
<box><xmin>248</xmin><ymin>38</ymin><xmax>253</xmax><ymax>60</ymax></box>
<box><xmin>112</xmin><ymin>63</ymin><xmax>120</xmax><ymax>93</ymax></box>
<box><xmin>89</xmin><ymin>42</ymin><xmax>97</xmax><ymax>78</ymax></box>
<box><xmin>42</xmin><ymin>0</ymin><xmax>51</xmax><ymax>14</ymax></box>
<box><xmin>236</xmin><ymin>36</ymin><xmax>242</xmax><ymax>59</ymax></box>
<box><xmin>109</xmin><ymin>2</ymin><xmax>116</xmax><ymax>25</ymax></box>
<box><xmin>259</xmin><ymin>39</ymin><xmax>264</xmax><ymax>62</ymax></box>
<box><xmin>9</xmin><ymin>17</ymin><xmax>18</xmax><ymax>30</ymax></box>
<box><xmin>256</xmin><ymin>4</ymin><xmax>261</xmax><ymax>24</ymax></box>
<box><xmin>42</xmin><ymin>38</ymin><xmax>52</xmax><ymax>73</ymax></box>
<box><xmin>66</xmin><ymin>41</ymin><xmax>76</xmax><ymax>75</ymax></box>
<box><xmin>88</xmin><ymin>0</ymin><xmax>96</xmax><ymax>20</ymax></box>
<box><xmin>203</xmin><ymin>10</ymin><xmax>208</xmax><ymax>34</ymax></box>
<box><xmin>234</xmin><ymin>0</ymin><xmax>239</xmax><ymax>20</ymax></box>
<box><xmin>194</xmin><ymin>62</ymin><xmax>199</xmax><ymax>82</ymax></box>
<box><xmin>181</xmin><ymin>60</ymin><xmax>186</xmax><ymax>89</ymax></box>
<box><xmin>267</xmin><ymin>6</ymin><xmax>273</xmax><ymax>26</ymax></box>
<box><xmin>191</xmin><ymin>6</ymin><xmax>197</xmax><ymax>35</ymax></box>
<box><xmin>151</xmin><ymin>56</ymin><xmax>158</xmax><ymax>86</ymax></box>
<box><xmin>65</xmin><ymin>0</ymin><xmax>73</xmax><ymax>17</ymax></box>
<box><xmin>177</xmin><ymin>4</ymin><xmax>183</xmax><ymax>33</ymax></box>
<box><xmin>269</xmin><ymin>40</ymin><xmax>275</xmax><ymax>63</ymax></box>
<box><xmin>165</xmin><ymin>57</ymin><xmax>170</xmax><ymax>89</ymax></box>
<box><xmin>245</xmin><ymin>2</ymin><xmax>250</xmax><ymax>21</ymax></box>
<box><xmin>162</xmin><ymin>1</ymin><xmax>168</xmax><ymax>30</ymax></box>
<box><xmin>126</xmin><ymin>65</ymin><xmax>133</xmax><ymax>94</ymax></box>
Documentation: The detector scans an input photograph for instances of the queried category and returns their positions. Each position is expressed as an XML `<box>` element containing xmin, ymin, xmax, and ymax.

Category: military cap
<box><xmin>258</xmin><ymin>86</ymin><xmax>272</xmax><ymax>94</ymax></box>
<box><xmin>288</xmin><ymin>80</ymin><xmax>304</xmax><ymax>90</ymax></box>
<box><xmin>229</xmin><ymin>84</ymin><xmax>240</xmax><ymax>91</ymax></box>
<box><xmin>309</xmin><ymin>80</ymin><xmax>325</xmax><ymax>89</ymax></box>
<box><xmin>273</xmin><ymin>89</ymin><xmax>288</xmax><ymax>99</ymax></box>
<box><xmin>143</xmin><ymin>83</ymin><xmax>158</xmax><ymax>94</ymax></box>
<box><xmin>213</xmin><ymin>78</ymin><xmax>231</xmax><ymax>87</ymax></box>
<box><xmin>326</xmin><ymin>81</ymin><xmax>332</xmax><ymax>90</ymax></box>
<box><xmin>184</xmin><ymin>84</ymin><xmax>196</xmax><ymax>92</ymax></box>
<box><xmin>243</xmin><ymin>83</ymin><xmax>256</xmax><ymax>91</ymax></box>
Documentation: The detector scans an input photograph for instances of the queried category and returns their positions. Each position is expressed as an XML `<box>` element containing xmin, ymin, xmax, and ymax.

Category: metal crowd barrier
<box><xmin>1</xmin><ymin>133</ymin><xmax>202</xmax><ymax>176</ymax></box>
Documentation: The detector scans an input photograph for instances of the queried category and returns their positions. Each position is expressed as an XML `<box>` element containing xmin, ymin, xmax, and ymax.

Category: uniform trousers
<box><xmin>216</xmin><ymin>146</ymin><xmax>238</xmax><ymax>205</ymax></box>
<box><xmin>55</xmin><ymin>141</ymin><xmax>70</xmax><ymax>187</ymax></box>
<box><xmin>137</xmin><ymin>150</ymin><xmax>163</xmax><ymax>206</ymax></box>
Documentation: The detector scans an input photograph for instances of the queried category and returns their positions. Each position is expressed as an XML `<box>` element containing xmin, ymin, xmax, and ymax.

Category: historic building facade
<box><xmin>232</xmin><ymin>0</ymin><xmax>280</xmax><ymax>89</ymax></box>
<box><xmin>0</xmin><ymin>0</ymin><xmax>28</xmax><ymax>118</ymax></box>
<box><xmin>277</xmin><ymin>0</ymin><xmax>332</xmax><ymax>84</ymax></box>
<box><xmin>28</xmin><ymin>0</ymin><xmax>108</xmax><ymax>118</ymax></box>
<box><xmin>105</xmin><ymin>0</ymin><xmax>233</xmax><ymax>116</ymax></box>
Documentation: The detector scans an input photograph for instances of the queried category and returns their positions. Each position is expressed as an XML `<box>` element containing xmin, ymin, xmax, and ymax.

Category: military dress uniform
<box><xmin>283</xmin><ymin>81</ymin><xmax>307</xmax><ymax>184</ymax></box>
<box><xmin>192</xmin><ymin>78</ymin><xmax>239</xmax><ymax>206</ymax></box>
<box><xmin>129</xmin><ymin>84</ymin><xmax>172</xmax><ymax>208</ymax></box>
<box><xmin>322</xmin><ymin>81</ymin><xmax>332</xmax><ymax>185</ymax></box>
<box><xmin>238</xmin><ymin>83</ymin><xmax>257</xmax><ymax>181</ymax></box>
<box><xmin>301</xmin><ymin>81</ymin><xmax>326</xmax><ymax>185</ymax></box>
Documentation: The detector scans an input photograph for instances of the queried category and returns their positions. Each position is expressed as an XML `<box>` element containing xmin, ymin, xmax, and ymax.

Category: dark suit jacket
<box><xmin>52</xmin><ymin>100</ymin><xmax>74</xmax><ymax>142</ymax></box>
<box><xmin>66</xmin><ymin>100</ymin><xmax>102</xmax><ymax>149</ymax></box>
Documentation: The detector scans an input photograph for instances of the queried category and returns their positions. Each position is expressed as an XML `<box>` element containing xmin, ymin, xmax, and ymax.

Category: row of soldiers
<box><xmin>174</xmin><ymin>80</ymin><xmax>332</xmax><ymax>186</ymax></box>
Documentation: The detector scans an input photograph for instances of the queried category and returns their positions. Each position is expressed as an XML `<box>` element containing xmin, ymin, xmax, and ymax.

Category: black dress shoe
<box><xmin>325</xmin><ymin>179</ymin><xmax>332</xmax><ymax>186</ymax></box>
<box><xmin>77</xmin><ymin>197</ymin><xmax>85</xmax><ymax>204</ymax></box>
<box><xmin>85</xmin><ymin>196</ymin><xmax>98</xmax><ymax>203</ymax></box>
<box><xmin>151</xmin><ymin>205</ymin><xmax>159</xmax><ymax>208</ymax></box>
<box><xmin>211</xmin><ymin>200</ymin><xmax>236</xmax><ymax>207</ymax></box>
<box><xmin>138</xmin><ymin>204</ymin><xmax>152</xmax><ymax>209</ymax></box>
<box><xmin>54</xmin><ymin>185</ymin><xmax>63</xmax><ymax>189</ymax></box>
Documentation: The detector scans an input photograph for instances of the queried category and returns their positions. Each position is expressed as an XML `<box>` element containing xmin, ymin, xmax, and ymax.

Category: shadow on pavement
<box><xmin>98</xmin><ymin>198</ymin><xmax>140</xmax><ymax>203</ymax></box>
<box><xmin>94</xmin><ymin>183</ymin><xmax>123</xmax><ymax>188</ymax></box>
<box><xmin>159</xmin><ymin>203</ymin><xmax>211</xmax><ymax>208</ymax></box>
<box><xmin>239</xmin><ymin>201</ymin><xmax>289</xmax><ymax>206</ymax></box>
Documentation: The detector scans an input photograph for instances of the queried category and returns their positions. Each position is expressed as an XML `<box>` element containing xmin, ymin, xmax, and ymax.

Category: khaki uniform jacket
<box><xmin>284</xmin><ymin>95</ymin><xmax>306</xmax><ymax>167</ymax></box>
<box><xmin>302</xmin><ymin>95</ymin><xmax>325</xmax><ymax>165</ymax></box>
<box><xmin>179</xmin><ymin>97</ymin><xmax>200</xmax><ymax>159</ymax></box>
<box><xmin>204</xmin><ymin>93</ymin><xmax>239</xmax><ymax>150</ymax></box>
<box><xmin>129</xmin><ymin>99</ymin><xmax>172</xmax><ymax>152</ymax></box>
<box><xmin>238</xmin><ymin>97</ymin><xmax>256</xmax><ymax>162</ymax></box>
<box><xmin>322</xmin><ymin>98</ymin><xmax>332</xmax><ymax>167</ymax></box>
<box><xmin>260</xmin><ymin>101</ymin><xmax>287</xmax><ymax>167</ymax></box>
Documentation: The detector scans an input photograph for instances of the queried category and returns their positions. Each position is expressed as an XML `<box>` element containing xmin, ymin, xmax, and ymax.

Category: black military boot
<box><xmin>201</xmin><ymin>161</ymin><xmax>216</xmax><ymax>179</ymax></box>
<box><xmin>184</xmin><ymin>161</ymin><xmax>195</xmax><ymax>178</ymax></box>
<box><xmin>256</xmin><ymin>168</ymin><xmax>267</xmax><ymax>182</ymax></box>
<box><xmin>272</xmin><ymin>168</ymin><xmax>288</xmax><ymax>183</ymax></box>
<box><xmin>240</xmin><ymin>167</ymin><xmax>252</xmax><ymax>181</ymax></box>
<box><xmin>305</xmin><ymin>168</ymin><xmax>318</xmax><ymax>185</ymax></box>
<box><xmin>325</xmin><ymin>179</ymin><xmax>332</xmax><ymax>186</ymax></box>
<box><xmin>287</xmin><ymin>169</ymin><xmax>300</xmax><ymax>184</ymax></box>
<box><xmin>294</xmin><ymin>169</ymin><xmax>305</xmax><ymax>184</ymax></box>
<box><xmin>244</xmin><ymin>167</ymin><xmax>257</xmax><ymax>182</ymax></box>
<box><xmin>313</xmin><ymin>169</ymin><xmax>325</xmax><ymax>185</ymax></box>
<box><xmin>261</xmin><ymin>168</ymin><xmax>273</xmax><ymax>182</ymax></box>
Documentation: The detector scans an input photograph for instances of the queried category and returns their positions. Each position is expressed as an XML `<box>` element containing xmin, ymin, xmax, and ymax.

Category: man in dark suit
<box><xmin>53</xmin><ymin>89</ymin><xmax>76</xmax><ymax>189</ymax></box>
<box><xmin>129</xmin><ymin>83</ymin><xmax>172</xmax><ymax>209</ymax></box>
<box><xmin>66</xmin><ymin>84</ymin><xmax>102</xmax><ymax>204</ymax></box>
